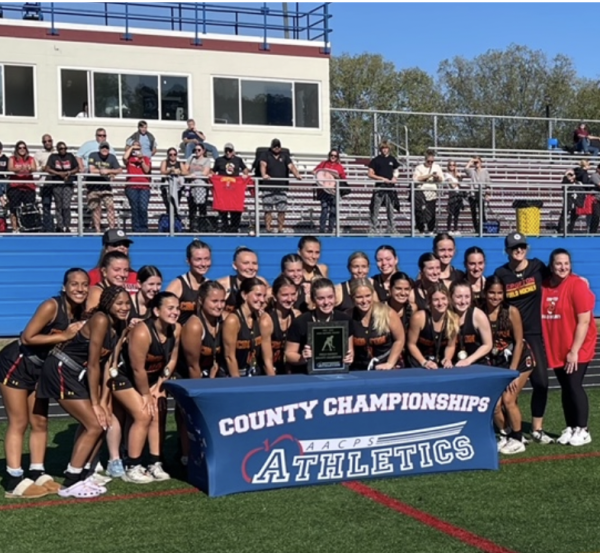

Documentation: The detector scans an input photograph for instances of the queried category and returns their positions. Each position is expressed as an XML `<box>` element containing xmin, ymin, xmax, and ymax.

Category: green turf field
<box><xmin>0</xmin><ymin>389</ymin><xmax>598</xmax><ymax>553</ymax></box>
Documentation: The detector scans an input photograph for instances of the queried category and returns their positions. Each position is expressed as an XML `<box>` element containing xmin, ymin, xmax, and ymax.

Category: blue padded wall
<box><xmin>0</xmin><ymin>236</ymin><xmax>599</xmax><ymax>336</ymax></box>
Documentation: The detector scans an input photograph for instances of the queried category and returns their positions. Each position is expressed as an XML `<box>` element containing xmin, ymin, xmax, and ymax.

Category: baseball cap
<box><xmin>504</xmin><ymin>232</ymin><xmax>528</xmax><ymax>249</ymax></box>
<box><xmin>224</xmin><ymin>142</ymin><xmax>234</xmax><ymax>151</ymax></box>
<box><xmin>271</xmin><ymin>138</ymin><xmax>281</xmax><ymax>148</ymax></box>
<box><xmin>99</xmin><ymin>141</ymin><xmax>110</xmax><ymax>150</ymax></box>
<box><xmin>103</xmin><ymin>229</ymin><xmax>133</xmax><ymax>247</ymax></box>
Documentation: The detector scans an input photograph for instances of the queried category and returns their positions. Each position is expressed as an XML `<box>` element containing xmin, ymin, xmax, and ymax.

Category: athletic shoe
<box><xmin>107</xmin><ymin>459</ymin><xmax>126</xmax><ymax>478</ymax></box>
<box><xmin>569</xmin><ymin>427</ymin><xmax>592</xmax><ymax>447</ymax></box>
<box><xmin>531</xmin><ymin>430</ymin><xmax>554</xmax><ymax>444</ymax></box>
<box><xmin>94</xmin><ymin>462</ymin><xmax>105</xmax><ymax>474</ymax></box>
<box><xmin>497</xmin><ymin>435</ymin><xmax>508</xmax><ymax>452</ymax></box>
<box><xmin>148</xmin><ymin>462</ymin><xmax>171</xmax><ymax>482</ymax></box>
<box><xmin>556</xmin><ymin>427</ymin><xmax>574</xmax><ymax>445</ymax></box>
<box><xmin>500</xmin><ymin>438</ymin><xmax>526</xmax><ymax>455</ymax></box>
<box><xmin>122</xmin><ymin>465</ymin><xmax>153</xmax><ymax>484</ymax></box>
<box><xmin>88</xmin><ymin>473</ymin><xmax>112</xmax><ymax>486</ymax></box>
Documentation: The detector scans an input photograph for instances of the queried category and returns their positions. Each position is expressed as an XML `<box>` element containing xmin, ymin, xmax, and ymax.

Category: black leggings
<box><xmin>526</xmin><ymin>334</ymin><xmax>549</xmax><ymax>419</ymax></box>
<box><xmin>554</xmin><ymin>363</ymin><xmax>589</xmax><ymax>428</ymax></box>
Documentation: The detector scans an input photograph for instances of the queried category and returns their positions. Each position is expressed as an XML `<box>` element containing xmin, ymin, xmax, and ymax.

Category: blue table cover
<box><xmin>165</xmin><ymin>366</ymin><xmax>515</xmax><ymax>497</ymax></box>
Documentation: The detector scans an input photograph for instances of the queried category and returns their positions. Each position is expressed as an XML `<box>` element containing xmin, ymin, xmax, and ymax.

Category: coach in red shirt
<box><xmin>541</xmin><ymin>248</ymin><xmax>597</xmax><ymax>447</ymax></box>
<box><xmin>88</xmin><ymin>229</ymin><xmax>139</xmax><ymax>295</ymax></box>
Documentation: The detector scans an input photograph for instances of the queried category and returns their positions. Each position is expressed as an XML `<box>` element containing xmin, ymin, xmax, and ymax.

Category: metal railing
<box><xmin>1</xmin><ymin>172</ymin><xmax>599</xmax><ymax>238</ymax></box>
<box><xmin>2</xmin><ymin>2</ymin><xmax>332</xmax><ymax>50</ymax></box>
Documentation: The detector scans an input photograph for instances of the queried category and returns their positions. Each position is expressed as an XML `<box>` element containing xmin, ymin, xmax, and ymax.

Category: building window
<box><xmin>61</xmin><ymin>69</ymin><xmax>188</xmax><ymax>120</ymax></box>
<box><xmin>0</xmin><ymin>65</ymin><xmax>35</xmax><ymax>117</ymax></box>
<box><xmin>213</xmin><ymin>77</ymin><xmax>319</xmax><ymax>128</ymax></box>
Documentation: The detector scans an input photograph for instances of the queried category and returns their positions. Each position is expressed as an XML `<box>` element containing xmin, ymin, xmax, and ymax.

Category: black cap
<box><xmin>99</xmin><ymin>141</ymin><xmax>110</xmax><ymax>150</ymax></box>
<box><xmin>271</xmin><ymin>138</ymin><xmax>282</xmax><ymax>148</ymax></box>
<box><xmin>102</xmin><ymin>229</ymin><xmax>133</xmax><ymax>247</ymax></box>
<box><xmin>504</xmin><ymin>232</ymin><xmax>528</xmax><ymax>249</ymax></box>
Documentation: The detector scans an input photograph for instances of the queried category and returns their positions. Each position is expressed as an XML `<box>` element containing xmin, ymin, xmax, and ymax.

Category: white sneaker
<box><xmin>500</xmin><ymin>438</ymin><xmax>526</xmax><ymax>455</ymax></box>
<box><xmin>88</xmin><ymin>473</ymin><xmax>112</xmax><ymax>486</ymax></box>
<box><xmin>122</xmin><ymin>465</ymin><xmax>153</xmax><ymax>484</ymax></box>
<box><xmin>556</xmin><ymin>427</ymin><xmax>574</xmax><ymax>445</ymax></box>
<box><xmin>148</xmin><ymin>462</ymin><xmax>171</xmax><ymax>482</ymax></box>
<box><xmin>531</xmin><ymin>430</ymin><xmax>555</xmax><ymax>444</ymax></box>
<box><xmin>94</xmin><ymin>462</ymin><xmax>104</xmax><ymax>474</ymax></box>
<box><xmin>497</xmin><ymin>435</ymin><xmax>508</xmax><ymax>452</ymax></box>
<box><xmin>569</xmin><ymin>427</ymin><xmax>592</xmax><ymax>447</ymax></box>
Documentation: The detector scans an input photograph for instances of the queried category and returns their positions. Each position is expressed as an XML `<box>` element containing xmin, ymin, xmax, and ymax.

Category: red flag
<box><xmin>210</xmin><ymin>175</ymin><xmax>250</xmax><ymax>212</ymax></box>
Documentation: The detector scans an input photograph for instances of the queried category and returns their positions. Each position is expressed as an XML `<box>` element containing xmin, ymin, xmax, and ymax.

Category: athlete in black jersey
<box><xmin>407</xmin><ymin>283</ymin><xmax>458</xmax><ymax>369</ymax></box>
<box><xmin>166</xmin><ymin>239</ymin><xmax>212</xmax><ymax>325</ymax></box>
<box><xmin>482</xmin><ymin>276</ymin><xmax>533</xmax><ymax>454</ymax></box>
<box><xmin>298</xmin><ymin>236</ymin><xmax>329</xmax><ymax>283</ymax></box>
<box><xmin>434</xmin><ymin>233</ymin><xmax>466</xmax><ymax>288</ymax></box>
<box><xmin>286</xmin><ymin>278</ymin><xmax>355</xmax><ymax>373</ymax></box>
<box><xmin>450</xmin><ymin>281</ymin><xmax>492</xmax><ymax>366</ymax></box>
<box><xmin>410</xmin><ymin>253</ymin><xmax>442</xmax><ymax>313</ymax></box>
<box><xmin>111</xmin><ymin>292</ymin><xmax>180</xmax><ymax>483</ymax></box>
<box><xmin>349</xmin><ymin>278</ymin><xmax>404</xmax><ymax>371</ymax></box>
<box><xmin>464</xmin><ymin>247</ymin><xmax>486</xmax><ymax>305</ymax></box>
<box><xmin>223</xmin><ymin>278</ymin><xmax>267</xmax><ymax>377</ymax></box>
<box><xmin>280</xmin><ymin>254</ymin><xmax>310</xmax><ymax>312</ymax></box>
<box><xmin>260</xmin><ymin>276</ymin><xmax>300</xmax><ymax>375</ymax></box>
<box><xmin>388</xmin><ymin>271</ymin><xmax>414</xmax><ymax>367</ymax></box>
<box><xmin>0</xmin><ymin>268</ymin><xmax>88</xmax><ymax>498</ymax></box>
<box><xmin>129</xmin><ymin>265</ymin><xmax>162</xmax><ymax>324</ymax></box>
<box><xmin>335</xmin><ymin>252</ymin><xmax>371</xmax><ymax>311</ymax></box>
<box><xmin>38</xmin><ymin>286</ymin><xmax>130</xmax><ymax>498</ymax></box>
<box><xmin>494</xmin><ymin>233</ymin><xmax>553</xmax><ymax>443</ymax></box>
<box><xmin>372</xmin><ymin>245</ymin><xmax>399</xmax><ymax>302</ymax></box>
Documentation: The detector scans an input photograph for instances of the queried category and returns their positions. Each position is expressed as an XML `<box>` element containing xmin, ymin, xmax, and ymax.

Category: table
<box><xmin>165</xmin><ymin>366</ymin><xmax>515</xmax><ymax>497</ymax></box>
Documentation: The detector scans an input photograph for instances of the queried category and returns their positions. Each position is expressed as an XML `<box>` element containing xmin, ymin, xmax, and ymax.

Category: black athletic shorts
<box><xmin>36</xmin><ymin>356</ymin><xmax>89</xmax><ymax>401</ymax></box>
<box><xmin>0</xmin><ymin>340</ymin><xmax>43</xmax><ymax>391</ymax></box>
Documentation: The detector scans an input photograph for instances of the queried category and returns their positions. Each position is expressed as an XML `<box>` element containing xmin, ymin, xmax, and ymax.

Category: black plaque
<box><xmin>307</xmin><ymin>320</ymin><xmax>349</xmax><ymax>374</ymax></box>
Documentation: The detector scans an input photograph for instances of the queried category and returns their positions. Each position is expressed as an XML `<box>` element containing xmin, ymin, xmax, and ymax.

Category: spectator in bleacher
<box><xmin>182</xmin><ymin>118</ymin><xmax>219</xmax><ymax>160</ymax></box>
<box><xmin>212</xmin><ymin>143</ymin><xmax>249</xmax><ymax>233</ymax></box>
<box><xmin>0</xmin><ymin>142</ymin><xmax>9</xmax><ymax>203</ymax></box>
<box><xmin>186</xmin><ymin>143</ymin><xmax>211</xmax><ymax>233</ymax></box>
<box><xmin>87</xmin><ymin>142</ymin><xmax>122</xmax><ymax>233</ymax></box>
<box><xmin>260</xmin><ymin>138</ymin><xmax>302</xmax><ymax>234</ymax></box>
<box><xmin>313</xmin><ymin>149</ymin><xmax>348</xmax><ymax>234</ymax></box>
<box><xmin>588</xmin><ymin>163</ymin><xmax>600</xmax><ymax>233</ymax></box>
<box><xmin>44</xmin><ymin>142</ymin><xmax>79</xmax><ymax>233</ymax></box>
<box><xmin>8</xmin><ymin>141</ymin><xmax>37</xmax><ymax>233</ymax></box>
<box><xmin>123</xmin><ymin>141</ymin><xmax>152</xmax><ymax>233</ymax></box>
<box><xmin>557</xmin><ymin>168</ymin><xmax>590</xmax><ymax>234</ymax></box>
<box><xmin>76</xmin><ymin>101</ymin><xmax>89</xmax><ymax>118</ymax></box>
<box><xmin>573</xmin><ymin>123</ymin><xmax>600</xmax><ymax>156</ymax></box>
<box><xmin>35</xmin><ymin>134</ymin><xmax>56</xmax><ymax>232</ymax></box>
<box><xmin>368</xmin><ymin>141</ymin><xmax>401</xmax><ymax>234</ymax></box>
<box><xmin>76</xmin><ymin>128</ymin><xmax>116</xmax><ymax>172</ymax></box>
<box><xmin>160</xmin><ymin>148</ymin><xmax>188</xmax><ymax>222</ymax></box>
<box><xmin>464</xmin><ymin>156</ymin><xmax>490</xmax><ymax>233</ymax></box>
<box><xmin>443</xmin><ymin>160</ymin><xmax>465</xmax><ymax>234</ymax></box>
<box><xmin>412</xmin><ymin>150</ymin><xmax>443</xmax><ymax>235</ymax></box>
<box><xmin>126</xmin><ymin>120</ymin><xmax>157</xmax><ymax>159</ymax></box>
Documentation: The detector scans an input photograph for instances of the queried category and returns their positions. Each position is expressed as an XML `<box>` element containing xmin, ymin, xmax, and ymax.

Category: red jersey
<box><xmin>541</xmin><ymin>274</ymin><xmax>597</xmax><ymax>368</ymax></box>
<box><xmin>88</xmin><ymin>267</ymin><xmax>139</xmax><ymax>296</ymax></box>
<box><xmin>211</xmin><ymin>175</ymin><xmax>249</xmax><ymax>212</ymax></box>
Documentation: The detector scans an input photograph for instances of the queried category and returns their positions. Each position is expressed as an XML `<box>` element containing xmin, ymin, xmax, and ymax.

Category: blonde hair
<box><xmin>350</xmin><ymin>278</ymin><xmax>391</xmax><ymax>336</ymax></box>
<box><xmin>427</xmin><ymin>282</ymin><xmax>459</xmax><ymax>342</ymax></box>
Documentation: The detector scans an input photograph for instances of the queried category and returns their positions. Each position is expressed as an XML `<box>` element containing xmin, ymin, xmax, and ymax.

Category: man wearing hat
<box><xmin>212</xmin><ymin>143</ymin><xmax>249</xmax><ymax>233</ymax></box>
<box><xmin>88</xmin><ymin>229</ymin><xmax>138</xmax><ymax>293</ymax></box>
<box><xmin>259</xmin><ymin>138</ymin><xmax>302</xmax><ymax>233</ymax></box>
<box><xmin>87</xmin><ymin>141</ymin><xmax>122</xmax><ymax>233</ymax></box>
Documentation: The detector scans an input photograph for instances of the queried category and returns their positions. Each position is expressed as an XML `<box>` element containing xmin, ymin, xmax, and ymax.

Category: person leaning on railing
<box><xmin>44</xmin><ymin>142</ymin><xmax>79</xmax><ymax>233</ymax></box>
<box><xmin>7</xmin><ymin>141</ymin><xmax>37</xmax><ymax>233</ymax></box>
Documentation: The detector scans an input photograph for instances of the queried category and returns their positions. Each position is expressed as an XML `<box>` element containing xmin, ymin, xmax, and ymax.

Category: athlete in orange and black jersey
<box><xmin>335</xmin><ymin>281</ymin><xmax>354</xmax><ymax>312</ymax></box>
<box><xmin>294</xmin><ymin>286</ymin><xmax>309</xmax><ymax>312</ymax></box>
<box><xmin>229</xmin><ymin>309</ymin><xmax>262</xmax><ymax>377</ymax></box>
<box><xmin>409</xmin><ymin>312</ymin><xmax>449</xmax><ymax>367</ymax></box>
<box><xmin>372</xmin><ymin>274</ymin><xmax>390</xmax><ymax>302</ymax></box>
<box><xmin>128</xmin><ymin>293</ymin><xmax>148</xmax><ymax>322</ymax></box>
<box><xmin>37</xmin><ymin>325</ymin><xmax>118</xmax><ymax>401</ymax></box>
<box><xmin>412</xmin><ymin>283</ymin><xmax>430</xmax><ymax>312</ymax></box>
<box><xmin>455</xmin><ymin>307</ymin><xmax>487</xmax><ymax>364</ymax></box>
<box><xmin>115</xmin><ymin>319</ymin><xmax>177</xmax><ymax>390</ymax></box>
<box><xmin>176</xmin><ymin>273</ymin><xmax>206</xmax><ymax>326</ymax></box>
<box><xmin>224</xmin><ymin>275</ymin><xmax>241</xmax><ymax>314</ymax></box>
<box><xmin>197</xmin><ymin>311</ymin><xmax>223</xmax><ymax>378</ymax></box>
<box><xmin>350</xmin><ymin>313</ymin><xmax>394</xmax><ymax>371</ymax></box>
<box><xmin>0</xmin><ymin>294</ymin><xmax>75</xmax><ymax>390</ymax></box>
<box><xmin>263</xmin><ymin>309</ymin><xmax>295</xmax><ymax>375</ymax></box>
<box><xmin>487</xmin><ymin>305</ymin><xmax>534</xmax><ymax>372</ymax></box>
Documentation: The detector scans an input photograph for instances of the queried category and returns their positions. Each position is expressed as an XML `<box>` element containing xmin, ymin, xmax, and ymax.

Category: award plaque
<box><xmin>307</xmin><ymin>320</ymin><xmax>349</xmax><ymax>374</ymax></box>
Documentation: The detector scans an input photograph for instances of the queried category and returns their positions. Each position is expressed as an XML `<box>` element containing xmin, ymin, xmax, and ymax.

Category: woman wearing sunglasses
<box><xmin>312</xmin><ymin>149</ymin><xmax>347</xmax><ymax>234</ymax></box>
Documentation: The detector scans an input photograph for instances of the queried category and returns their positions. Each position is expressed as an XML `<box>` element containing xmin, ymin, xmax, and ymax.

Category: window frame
<box><xmin>0</xmin><ymin>63</ymin><xmax>37</xmax><ymax>119</ymax></box>
<box><xmin>211</xmin><ymin>75</ymin><xmax>321</xmax><ymax>130</ymax></box>
<box><xmin>58</xmin><ymin>66</ymin><xmax>192</xmax><ymax>123</ymax></box>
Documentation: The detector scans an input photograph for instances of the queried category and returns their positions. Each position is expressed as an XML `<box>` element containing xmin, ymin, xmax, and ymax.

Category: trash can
<box><xmin>512</xmin><ymin>200</ymin><xmax>543</xmax><ymax>236</ymax></box>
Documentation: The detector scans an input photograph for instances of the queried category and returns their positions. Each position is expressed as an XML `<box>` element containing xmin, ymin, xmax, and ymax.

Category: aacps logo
<box><xmin>241</xmin><ymin>422</ymin><xmax>475</xmax><ymax>485</ymax></box>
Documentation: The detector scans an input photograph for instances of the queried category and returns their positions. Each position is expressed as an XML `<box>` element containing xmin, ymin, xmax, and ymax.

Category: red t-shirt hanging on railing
<box><xmin>210</xmin><ymin>175</ymin><xmax>252</xmax><ymax>212</ymax></box>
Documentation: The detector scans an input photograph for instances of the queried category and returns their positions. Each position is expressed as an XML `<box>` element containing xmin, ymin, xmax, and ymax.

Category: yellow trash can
<box><xmin>513</xmin><ymin>200</ymin><xmax>543</xmax><ymax>236</ymax></box>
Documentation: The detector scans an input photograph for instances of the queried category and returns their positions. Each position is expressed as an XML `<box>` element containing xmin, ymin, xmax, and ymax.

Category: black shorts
<box><xmin>0</xmin><ymin>340</ymin><xmax>42</xmax><ymax>391</ymax></box>
<box><xmin>110</xmin><ymin>371</ymin><xmax>162</xmax><ymax>392</ymax></box>
<box><xmin>36</xmin><ymin>356</ymin><xmax>89</xmax><ymax>401</ymax></box>
<box><xmin>490</xmin><ymin>341</ymin><xmax>535</xmax><ymax>374</ymax></box>
<box><xmin>7</xmin><ymin>187</ymin><xmax>36</xmax><ymax>215</ymax></box>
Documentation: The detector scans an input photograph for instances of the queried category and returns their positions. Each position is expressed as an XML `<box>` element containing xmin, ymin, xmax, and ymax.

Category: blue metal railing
<box><xmin>0</xmin><ymin>2</ymin><xmax>332</xmax><ymax>51</ymax></box>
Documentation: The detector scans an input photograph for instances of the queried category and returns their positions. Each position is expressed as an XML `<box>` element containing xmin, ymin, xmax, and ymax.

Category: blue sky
<box><xmin>329</xmin><ymin>2</ymin><xmax>600</xmax><ymax>80</ymax></box>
